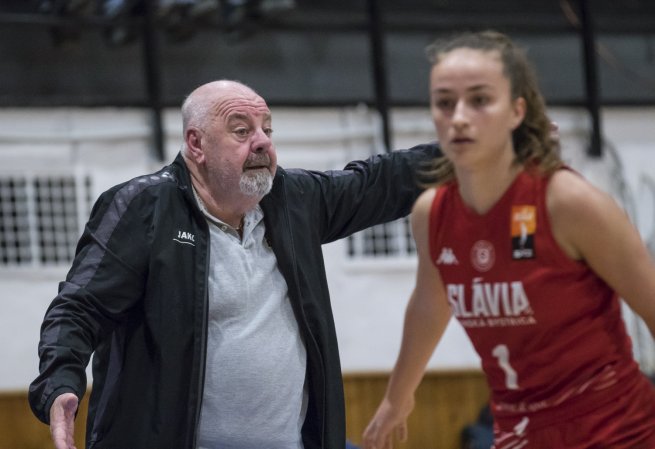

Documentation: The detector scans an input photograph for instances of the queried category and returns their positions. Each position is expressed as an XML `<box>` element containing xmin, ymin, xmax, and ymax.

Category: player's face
<box><xmin>429</xmin><ymin>48</ymin><xmax>525</xmax><ymax>173</ymax></box>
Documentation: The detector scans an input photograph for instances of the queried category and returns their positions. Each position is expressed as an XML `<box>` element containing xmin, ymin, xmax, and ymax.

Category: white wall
<box><xmin>1</xmin><ymin>105</ymin><xmax>654</xmax><ymax>390</ymax></box>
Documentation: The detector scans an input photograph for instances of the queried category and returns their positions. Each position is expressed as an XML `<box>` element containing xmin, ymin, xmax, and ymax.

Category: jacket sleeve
<box><xmin>311</xmin><ymin>142</ymin><xmax>442</xmax><ymax>244</ymax></box>
<box><xmin>28</xmin><ymin>181</ymin><xmax>152</xmax><ymax>424</ymax></box>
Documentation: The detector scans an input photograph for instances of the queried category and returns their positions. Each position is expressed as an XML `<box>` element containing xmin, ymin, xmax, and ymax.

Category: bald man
<box><xmin>29</xmin><ymin>80</ymin><xmax>441</xmax><ymax>449</ymax></box>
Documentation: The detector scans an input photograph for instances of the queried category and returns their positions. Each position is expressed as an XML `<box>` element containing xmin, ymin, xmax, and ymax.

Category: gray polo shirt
<box><xmin>196</xmin><ymin>203</ymin><xmax>307</xmax><ymax>449</ymax></box>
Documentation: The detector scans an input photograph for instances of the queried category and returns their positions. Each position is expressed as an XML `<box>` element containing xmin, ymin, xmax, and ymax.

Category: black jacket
<box><xmin>29</xmin><ymin>143</ymin><xmax>440</xmax><ymax>449</ymax></box>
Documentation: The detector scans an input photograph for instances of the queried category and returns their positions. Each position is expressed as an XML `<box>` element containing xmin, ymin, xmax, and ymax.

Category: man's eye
<box><xmin>235</xmin><ymin>128</ymin><xmax>249</xmax><ymax>136</ymax></box>
<box><xmin>263</xmin><ymin>128</ymin><xmax>273</xmax><ymax>137</ymax></box>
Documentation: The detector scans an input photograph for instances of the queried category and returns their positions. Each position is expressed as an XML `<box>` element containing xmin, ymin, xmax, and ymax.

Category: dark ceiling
<box><xmin>5</xmin><ymin>0</ymin><xmax>655</xmax><ymax>32</ymax></box>
<box><xmin>1</xmin><ymin>0</ymin><xmax>654</xmax><ymax>108</ymax></box>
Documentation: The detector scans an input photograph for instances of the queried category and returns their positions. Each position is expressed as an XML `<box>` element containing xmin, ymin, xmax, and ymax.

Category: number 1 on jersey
<box><xmin>492</xmin><ymin>344</ymin><xmax>519</xmax><ymax>390</ymax></box>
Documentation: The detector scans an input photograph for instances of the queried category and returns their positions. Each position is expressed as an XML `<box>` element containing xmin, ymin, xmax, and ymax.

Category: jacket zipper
<box><xmin>183</xmin><ymin>184</ymin><xmax>210</xmax><ymax>449</ymax></box>
<box><xmin>190</xmin><ymin>247</ymin><xmax>209</xmax><ymax>449</ymax></box>
<box><xmin>279</xmin><ymin>175</ymin><xmax>326</xmax><ymax>448</ymax></box>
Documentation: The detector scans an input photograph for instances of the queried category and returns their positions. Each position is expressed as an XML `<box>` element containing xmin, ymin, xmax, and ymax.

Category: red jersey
<box><xmin>429</xmin><ymin>169</ymin><xmax>646</xmax><ymax>431</ymax></box>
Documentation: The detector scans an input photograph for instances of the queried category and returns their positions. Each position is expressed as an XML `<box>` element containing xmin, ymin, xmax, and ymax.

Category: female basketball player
<box><xmin>362</xmin><ymin>30</ymin><xmax>655</xmax><ymax>449</ymax></box>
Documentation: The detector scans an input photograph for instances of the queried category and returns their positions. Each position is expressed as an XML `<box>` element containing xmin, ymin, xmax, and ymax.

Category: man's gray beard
<box><xmin>240</xmin><ymin>170</ymin><xmax>273</xmax><ymax>197</ymax></box>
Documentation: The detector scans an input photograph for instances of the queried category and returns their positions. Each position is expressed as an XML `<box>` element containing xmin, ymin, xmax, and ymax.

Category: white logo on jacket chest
<box><xmin>173</xmin><ymin>230</ymin><xmax>196</xmax><ymax>246</ymax></box>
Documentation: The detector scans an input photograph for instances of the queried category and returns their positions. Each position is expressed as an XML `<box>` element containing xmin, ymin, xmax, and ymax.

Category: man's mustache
<box><xmin>244</xmin><ymin>154</ymin><xmax>271</xmax><ymax>169</ymax></box>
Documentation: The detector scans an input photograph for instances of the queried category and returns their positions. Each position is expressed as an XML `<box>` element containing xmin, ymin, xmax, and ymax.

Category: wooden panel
<box><xmin>0</xmin><ymin>370</ymin><xmax>487</xmax><ymax>449</ymax></box>
<box><xmin>0</xmin><ymin>391</ymin><xmax>87</xmax><ymax>449</ymax></box>
<box><xmin>344</xmin><ymin>370</ymin><xmax>489</xmax><ymax>449</ymax></box>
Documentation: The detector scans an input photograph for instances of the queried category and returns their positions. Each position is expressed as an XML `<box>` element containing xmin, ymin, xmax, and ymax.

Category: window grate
<box><xmin>0</xmin><ymin>174</ymin><xmax>92</xmax><ymax>267</ymax></box>
<box><xmin>0</xmin><ymin>178</ymin><xmax>31</xmax><ymax>264</ymax></box>
<box><xmin>347</xmin><ymin>216</ymin><xmax>416</xmax><ymax>258</ymax></box>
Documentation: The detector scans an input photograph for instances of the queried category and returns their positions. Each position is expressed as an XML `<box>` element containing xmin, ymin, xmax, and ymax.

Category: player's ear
<box><xmin>510</xmin><ymin>97</ymin><xmax>526</xmax><ymax>131</ymax></box>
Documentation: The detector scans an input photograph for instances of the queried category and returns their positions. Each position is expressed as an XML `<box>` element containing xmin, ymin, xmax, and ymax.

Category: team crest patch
<box><xmin>471</xmin><ymin>240</ymin><xmax>495</xmax><ymax>272</ymax></box>
<box><xmin>511</xmin><ymin>205</ymin><xmax>536</xmax><ymax>260</ymax></box>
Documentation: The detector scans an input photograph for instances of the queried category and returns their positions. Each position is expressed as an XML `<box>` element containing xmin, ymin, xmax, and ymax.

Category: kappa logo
<box><xmin>173</xmin><ymin>230</ymin><xmax>196</xmax><ymax>246</ymax></box>
<box><xmin>436</xmin><ymin>247</ymin><xmax>459</xmax><ymax>265</ymax></box>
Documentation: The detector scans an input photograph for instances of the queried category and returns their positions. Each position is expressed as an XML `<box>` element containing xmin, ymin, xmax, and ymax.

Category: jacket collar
<box><xmin>171</xmin><ymin>152</ymin><xmax>194</xmax><ymax>191</ymax></box>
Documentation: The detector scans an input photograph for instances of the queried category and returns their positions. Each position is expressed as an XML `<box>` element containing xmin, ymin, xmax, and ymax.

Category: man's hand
<box><xmin>49</xmin><ymin>393</ymin><xmax>79</xmax><ymax>449</ymax></box>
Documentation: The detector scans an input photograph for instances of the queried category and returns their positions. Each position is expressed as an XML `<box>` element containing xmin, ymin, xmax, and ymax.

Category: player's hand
<box><xmin>362</xmin><ymin>396</ymin><xmax>414</xmax><ymax>449</ymax></box>
<box><xmin>50</xmin><ymin>392</ymin><xmax>79</xmax><ymax>449</ymax></box>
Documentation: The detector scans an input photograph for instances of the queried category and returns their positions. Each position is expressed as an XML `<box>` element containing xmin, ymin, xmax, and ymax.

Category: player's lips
<box><xmin>451</xmin><ymin>137</ymin><xmax>474</xmax><ymax>144</ymax></box>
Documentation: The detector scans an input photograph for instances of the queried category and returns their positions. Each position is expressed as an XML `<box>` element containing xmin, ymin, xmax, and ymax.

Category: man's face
<box><xmin>202</xmin><ymin>88</ymin><xmax>277</xmax><ymax>198</ymax></box>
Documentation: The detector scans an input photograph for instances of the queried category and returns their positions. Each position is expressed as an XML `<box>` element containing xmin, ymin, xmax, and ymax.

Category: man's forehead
<box><xmin>217</xmin><ymin>97</ymin><xmax>271</xmax><ymax>121</ymax></box>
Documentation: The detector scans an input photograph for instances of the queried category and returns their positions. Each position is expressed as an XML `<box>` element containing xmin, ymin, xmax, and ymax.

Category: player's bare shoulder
<box><xmin>547</xmin><ymin>169</ymin><xmax>621</xmax><ymax>259</ymax></box>
<box><xmin>412</xmin><ymin>187</ymin><xmax>438</xmax><ymax>217</ymax></box>
<box><xmin>547</xmin><ymin>169</ymin><xmax>616</xmax><ymax>221</ymax></box>
<box><xmin>410</xmin><ymin>187</ymin><xmax>439</xmax><ymax>243</ymax></box>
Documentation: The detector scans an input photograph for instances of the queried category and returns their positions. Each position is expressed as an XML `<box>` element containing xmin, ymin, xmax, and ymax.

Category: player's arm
<box><xmin>548</xmin><ymin>169</ymin><xmax>655</xmax><ymax>338</ymax></box>
<box><xmin>362</xmin><ymin>188</ymin><xmax>453</xmax><ymax>449</ymax></box>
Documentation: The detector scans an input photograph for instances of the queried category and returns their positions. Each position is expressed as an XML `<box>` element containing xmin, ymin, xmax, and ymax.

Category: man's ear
<box><xmin>185</xmin><ymin>128</ymin><xmax>205</xmax><ymax>163</ymax></box>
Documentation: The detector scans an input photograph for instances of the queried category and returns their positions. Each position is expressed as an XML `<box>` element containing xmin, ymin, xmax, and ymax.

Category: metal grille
<box><xmin>0</xmin><ymin>178</ymin><xmax>31</xmax><ymax>264</ymax></box>
<box><xmin>348</xmin><ymin>216</ymin><xmax>416</xmax><ymax>258</ymax></box>
<box><xmin>0</xmin><ymin>174</ymin><xmax>92</xmax><ymax>267</ymax></box>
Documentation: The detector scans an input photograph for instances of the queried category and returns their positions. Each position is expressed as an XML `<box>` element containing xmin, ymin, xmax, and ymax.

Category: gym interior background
<box><xmin>1</xmin><ymin>1</ymin><xmax>654</xmax><ymax>448</ymax></box>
